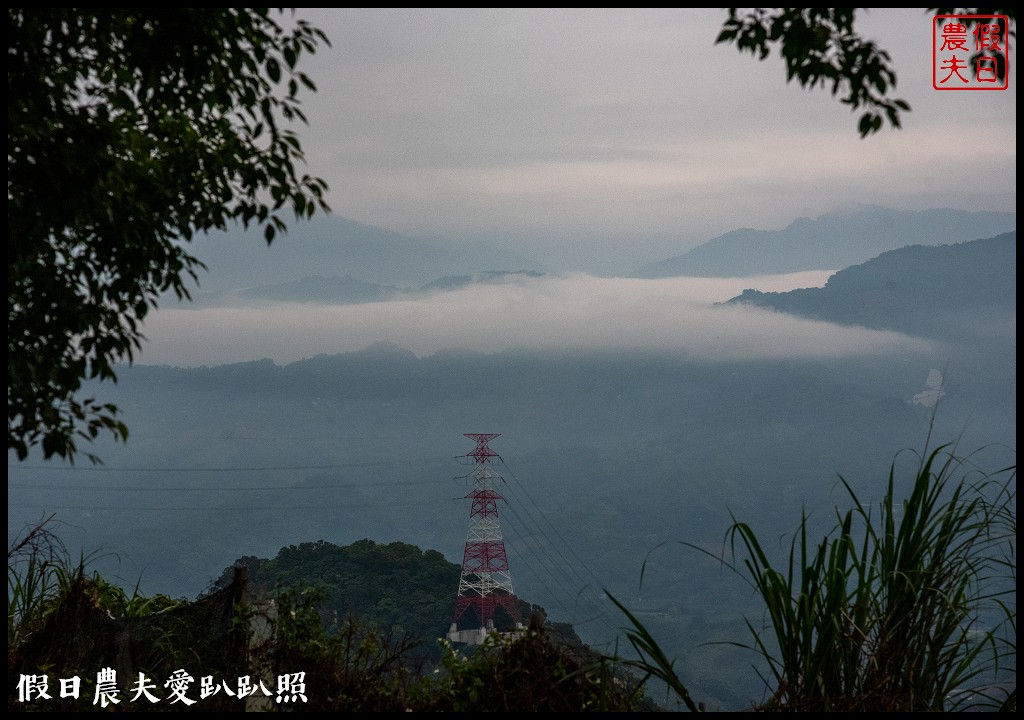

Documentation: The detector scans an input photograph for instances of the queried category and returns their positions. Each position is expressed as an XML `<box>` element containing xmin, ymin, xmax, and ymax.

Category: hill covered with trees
<box><xmin>207</xmin><ymin>538</ymin><xmax>582</xmax><ymax>666</ymax></box>
<box><xmin>721</xmin><ymin>232</ymin><xmax>1016</xmax><ymax>345</ymax></box>
<box><xmin>9</xmin><ymin>532</ymin><xmax>646</xmax><ymax>712</ymax></box>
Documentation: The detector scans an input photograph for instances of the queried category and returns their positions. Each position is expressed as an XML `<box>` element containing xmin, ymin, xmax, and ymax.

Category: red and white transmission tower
<box><xmin>447</xmin><ymin>433</ymin><xmax>523</xmax><ymax>645</ymax></box>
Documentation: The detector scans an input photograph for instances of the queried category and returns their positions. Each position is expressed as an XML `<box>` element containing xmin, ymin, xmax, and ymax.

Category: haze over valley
<box><xmin>9</xmin><ymin>206</ymin><xmax>1016</xmax><ymax>710</ymax></box>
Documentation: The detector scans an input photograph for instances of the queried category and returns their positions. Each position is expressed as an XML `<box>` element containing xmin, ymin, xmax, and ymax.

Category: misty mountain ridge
<box><xmin>419</xmin><ymin>269</ymin><xmax>546</xmax><ymax>293</ymax></box>
<box><xmin>634</xmin><ymin>205</ymin><xmax>1016</xmax><ymax>278</ymax></box>
<box><xmin>721</xmin><ymin>232</ymin><xmax>1016</xmax><ymax>345</ymax></box>
<box><xmin>188</xmin><ymin>269</ymin><xmax>551</xmax><ymax>307</ymax></box>
<box><xmin>187</xmin><ymin>214</ymin><xmax>539</xmax><ymax>292</ymax></box>
<box><xmin>180</xmin><ymin>205</ymin><xmax>1015</xmax><ymax>298</ymax></box>
<box><xmin>189</xmin><ymin>275</ymin><xmax>405</xmax><ymax>307</ymax></box>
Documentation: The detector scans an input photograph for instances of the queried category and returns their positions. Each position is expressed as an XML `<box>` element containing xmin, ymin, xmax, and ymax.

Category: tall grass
<box><xmin>607</xmin><ymin>593</ymin><xmax>702</xmax><ymax>712</ymax></box>
<box><xmin>7</xmin><ymin>514</ymin><xmax>67</xmax><ymax>647</ymax></box>
<box><xmin>727</xmin><ymin>441</ymin><xmax>1015</xmax><ymax>711</ymax></box>
<box><xmin>611</xmin><ymin>438</ymin><xmax>1016</xmax><ymax>711</ymax></box>
<box><xmin>8</xmin><ymin>514</ymin><xmax>186</xmax><ymax>671</ymax></box>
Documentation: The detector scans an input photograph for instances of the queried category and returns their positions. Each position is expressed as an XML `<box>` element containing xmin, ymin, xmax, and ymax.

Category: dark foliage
<box><xmin>8</xmin><ymin>8</ymin><xmax>330</xmax><ymax>463</ymax></box>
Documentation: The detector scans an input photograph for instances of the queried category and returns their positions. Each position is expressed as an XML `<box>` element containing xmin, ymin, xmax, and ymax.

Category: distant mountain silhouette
<box><xmin>187</xmin><ymin>214</ymin><xmax>539</xmax><ymax>291</ymax></box>
<box><xmin>190</xmin><ymin>275</ymin><xmax>405</xmax><ymax>306</ymax></box>
<box><xmin>419</xmin><ymin>270</ymin><xmax>545</xmax><ymax>292</ymax></box>
<box><xmin>189</xmin><ymin>270</ymin><xmax>551</xmax><ymax>307</ymax></box>
<box><xmin>634</xmin><ymin>205</ymin><xmax>1016</xmax><ymax>278</ymax></box>
<box><xmin>720</xmin><ymin>232</ymin><xmax>1016</xmax><ymax>344</ymax></box>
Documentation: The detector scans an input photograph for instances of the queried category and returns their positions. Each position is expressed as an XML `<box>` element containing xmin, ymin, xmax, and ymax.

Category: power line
<box><xmin>8</xmin><ymin>478</ymin><xmax>439</xmax><ymax>492</ymax></box>
<box><xmin>504</xmin><ymin>496</ymin><xmax>621</xmax><ymax>634</ymax></box>
<box><xmin>8</xmin><ymin>459</ymin><xmax>439</xmax><ymax>473</ymax></box>
<box><xmin>11</xmin><ymin>442</ymin><xmax>629</xmax><ymax>645</ymax></box>
<box><xmin>8</xmin><ymin>502</ymin><xmax>444</xmax><ymax>511</ymax></box>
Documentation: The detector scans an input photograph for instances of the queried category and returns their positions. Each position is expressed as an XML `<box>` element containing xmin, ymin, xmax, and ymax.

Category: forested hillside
<box><xmin>207</xmin><ymin>538</ymin><xmax>574</xmax><ymax>665</ymax></box>
<box><xmin>9</xmin><ymin>533</ymin><xmax>648</xmax><ymax>712</ymax></box>
<box><xmin>722</xmin><ymin>232</ymin><xmax>1016</xmax><ymax>344</ymax></box>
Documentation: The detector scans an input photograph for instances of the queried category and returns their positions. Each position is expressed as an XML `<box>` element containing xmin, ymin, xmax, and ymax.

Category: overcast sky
<box><xmin>140</xmin><ymin>8</ymin><xmax>1014</xmax><ymax>367</ymax></box>
<box><xmin>289</xmin><ymin>8</ymin><xmax>1016</xmax><ymax>269</ymax></box>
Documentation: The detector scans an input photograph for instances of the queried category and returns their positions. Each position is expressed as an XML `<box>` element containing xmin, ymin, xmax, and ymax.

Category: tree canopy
<box><xmin>7</xmin><ymin>8</ymin><xmax>330</xmax><ymax>462</ymax></box>
<box><xmin>717</xmin><ymin>8</ymin><xmax>1015</xmax><ymax>137</ymax></box>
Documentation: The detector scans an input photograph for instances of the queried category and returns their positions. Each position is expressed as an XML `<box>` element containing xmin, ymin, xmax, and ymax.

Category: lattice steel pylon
<box><xmin>447</xmin><ymin>433</ymin><xmax>523</xmax><ymax>645</ymax></box>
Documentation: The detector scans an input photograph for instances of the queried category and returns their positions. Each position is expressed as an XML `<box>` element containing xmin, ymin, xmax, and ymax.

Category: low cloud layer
<box><xmin>138</xmin><ymin>272</ymin><xmax>933</xmax><ymax>367</ymax></box>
